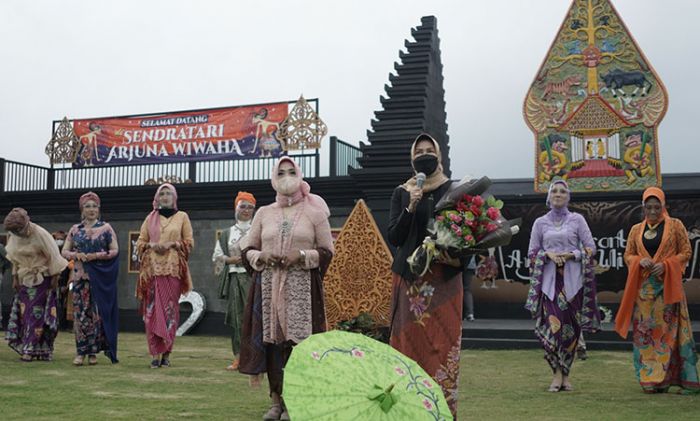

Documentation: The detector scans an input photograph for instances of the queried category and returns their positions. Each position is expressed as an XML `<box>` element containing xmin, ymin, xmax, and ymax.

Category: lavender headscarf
<box><xmin>546</xmin><ymin>179</ymin><xmax>571</xmax><ymax>222</ymax></box>
<box><xmin>540</xmin><ymin>178</ymin><xmax>592</xmax><ymax>301</ymax></box>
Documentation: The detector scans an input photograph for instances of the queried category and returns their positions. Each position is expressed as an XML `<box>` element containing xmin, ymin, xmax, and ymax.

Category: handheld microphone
<box><xmin>416</xmin><ymin>172</ymin><xmax>426</xmax><ymax>189</ymax></box>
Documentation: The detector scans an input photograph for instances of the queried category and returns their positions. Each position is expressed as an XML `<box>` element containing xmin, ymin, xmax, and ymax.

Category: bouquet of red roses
<box><xmin>407</xmin><ymin>176</ymin><xmax>520</xmax><ymax>276</ymax></box>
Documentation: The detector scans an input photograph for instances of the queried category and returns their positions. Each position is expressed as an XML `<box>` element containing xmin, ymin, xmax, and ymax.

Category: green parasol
<box><xmin>283</xmin><ymin>330</ymin><xmax>452</xmax><ymax>420</ymax></box>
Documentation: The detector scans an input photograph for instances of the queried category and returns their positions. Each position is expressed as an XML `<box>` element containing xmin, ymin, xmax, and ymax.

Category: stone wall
<box><xmin>0</xmin><ymin>207</ymin><xmax>353</xmax><ymax>318</ymax></box>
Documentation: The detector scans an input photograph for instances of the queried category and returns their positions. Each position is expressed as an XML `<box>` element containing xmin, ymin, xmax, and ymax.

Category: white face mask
<box><xmin>276</xmin><ymin>176</ymin><xmax>301</xmax><ymax>195</ymax></box>
<box><xmin>55</xmin><ymin>240</ymin><xmax>65</xmax><ymax>247</ymax></box>
<box><xmin>236</xmin><ymin>219</ymin><xmax>252</xmax><ymax>230</ymax></box>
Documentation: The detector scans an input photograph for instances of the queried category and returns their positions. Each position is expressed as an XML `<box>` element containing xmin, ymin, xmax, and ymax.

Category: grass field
<box><xmin>1</xmin><ymin>332</ymin><xmax>698</xmax><ymax>420</ymax></box>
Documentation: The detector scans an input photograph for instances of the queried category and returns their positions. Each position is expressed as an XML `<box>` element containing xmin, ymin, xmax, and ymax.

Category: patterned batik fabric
<box><xmin>526</xmin><ymin>248</ymin><xmax>599</xmax><ymax>376</ymax></box>
<box><xmin>135</xmin><ymin>211</ymin><xmax>193</xmax><ymax>302</ymax></box>
<box><xmin>67</xmin><ymin>221</ymin><xmax>115</xmax><ymax>280</ymax></box>
<box><xmin>389</xmin><ymin>264</ymin><xmax>463</xmax><ymax>419</ymax></box>
<box><xmin>71</xmin><ymin>279</ymin><xmax>107</xmax><ymax>356</ymax></box>
<box><xmin>534</xmin><ymin>270</ymin><xmax>583</xmax><ymax>376</ymax></box>
<box><xmin>66</xmin><ymin>220</ymin><xmax>119</xmax><ymax>362</ymax></box>
<box><xmin>5</xmin><ymin>276</ymin><xmax>58</xmax><ymax>359</ymax></box>
<box><xmin>261</xmin><ymin>266</ymin><xmax>314</xmax><ymax>344</ymax></box>
<box><xmin>225</xmin><ymin>272</ymin><xmax>252</xmax><ymax>356</ymax></box>
<box><xmin>144</xmin><ymin>276</ymin><xmax>181</xmax><ymax>355</ymax></box>
<box><xmin>632</xmin><ymin>275</ymin><xmax>700</xmax><ymax>393</ymax></box>
<box><xmin>238</xmin><ymin>247</ymin><xmax>331</xmax><ymax>392</ymax></box>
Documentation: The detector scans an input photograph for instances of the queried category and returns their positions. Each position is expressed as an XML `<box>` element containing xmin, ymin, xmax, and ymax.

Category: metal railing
<box><xmin>1</xmin><ymin>160</ymin><xmax>50</xmax><ymax>192</ymax></box>
<box><xmin>53</xmin><ymin>162</ymin><xmax>190</xmax><ymax>190</ymax></box>
<box><xmin>0</xmin><ymin>152</ymin><xmax>324</xmax><ymax>192</ymax></box>
<box><xmin>329</xmin><ymin>136</ymin><xmax>362</xmax><ymax>176</ymax></box>
<box><xmin>195</xmin><ymin>154</ymin><xmax>317</xmax><ymax>183</ymax></box>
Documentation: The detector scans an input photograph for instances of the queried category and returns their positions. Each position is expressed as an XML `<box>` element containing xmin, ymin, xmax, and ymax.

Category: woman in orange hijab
<box><xmin>615</xmin><ymin>187</ymin><xmax>699</xmax><ymax>394</ymax></box>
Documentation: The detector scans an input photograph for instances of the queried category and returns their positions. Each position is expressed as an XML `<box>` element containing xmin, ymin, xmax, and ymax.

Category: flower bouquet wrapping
<box><xmin>407</xmin><ymin>176</ymin><xmax>521</xmax><ymax>277</ymax></box>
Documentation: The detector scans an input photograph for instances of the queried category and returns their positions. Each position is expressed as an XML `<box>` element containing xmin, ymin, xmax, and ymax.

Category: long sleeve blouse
<box><xmin>6</xmin><ymin>223</ymin><xmax>68</xmax><ymax>287</ymax></box>
<box><xmin>242</xmin><ymin>199</ymin><xmax>334</xmax><ymax>344</ymax></box>
<box><xmin>528</xmin><ymin>212</ymin><xmax>596</xmax><ymax>301</ymax></box>
<box><xmin>243</xmin><ymin>203</ymin><xmax>333</xmax><ymax>273</ymax></box>
<box><xmin>388</xmin><ymin>181</ymin><xmax>462</xmax><ymax>281</ymax></box>
<box><xmin>136</xmin><ymin>211</ymin><xmax>193</xmax><ymax>278</ymax></box>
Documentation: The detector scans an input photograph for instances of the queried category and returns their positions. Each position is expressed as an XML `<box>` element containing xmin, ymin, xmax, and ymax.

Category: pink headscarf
<box><xmin>271</xmin><ymin>157</ymin><xmax>330</xmax><ymax>217</ymax></box>
<box><xmin>79</xmin><ymin>191</ymin><xmax>101</xmax><ymax>209</ymax></box>
<box><xmin>147</xmin><ymin>183</ymin><xmax>178</xmax><ymax>243</ymax></box>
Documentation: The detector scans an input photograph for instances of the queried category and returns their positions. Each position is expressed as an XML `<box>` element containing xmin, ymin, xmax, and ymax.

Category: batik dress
<box><xmin>526</xmin><ymin>212</ymin><xmax>600</xmax><ymax>376</ymax></box>
<box><xmin>65</xmin><ymin>221</ymin><xmax>119</xmax><ymax>361</ymax></box>
<box><xmin>616</xmin><ymin>218</ymin><xmax>699</xmax><ymax>393</ymax></box>
<box><xmin>387</xmin><ymin>182</ymin><xmax>464</xmax><ymax>418</ymax></box>
<box><xmin>136</xmin><ymin>211</ymin><xmax>193</xmax><ymax>356</ymax></box>
<box><xmin>5</xmin><ymin>223</ymin><xmax>68</xmax><ymax>359</ymax></box>
<box><xmin>239</xmin><ymin>201</ymin><xmax>334</xmax><ymax>396</ymax></box>
<box><xmin>213</xmin><ymin>223</ymin><xmax>253</xmax><ymax>357</ymax></box>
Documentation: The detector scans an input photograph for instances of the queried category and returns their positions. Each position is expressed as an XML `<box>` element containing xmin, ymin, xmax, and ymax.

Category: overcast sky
<box><xmin>0</xmin><ymin>0</ymin><xmax>696</xmax><ymax>179</ymax></box>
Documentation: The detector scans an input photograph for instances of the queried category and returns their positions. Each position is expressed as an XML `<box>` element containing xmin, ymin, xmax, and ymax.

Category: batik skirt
<box><xmin>5</xmin><ymin>276</ymin><xmax>58</xmax><ymax>359</ymax></box>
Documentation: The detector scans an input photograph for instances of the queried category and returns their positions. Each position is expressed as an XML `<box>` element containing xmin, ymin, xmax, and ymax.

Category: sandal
<box><xmin>20</xmin><ymin>354</ymin><xmax>33</xmax><ymax>363</ymax></box>
<box><xmin>150</xmin><ymin>359</ymin><xmax>161</xmax><ymax>369</ymax></box>
<box><xmin>73</xmin><ymin>355</ymin><xmax>85</xmax><ymax>366</ymax></box>
<box><xmin>226</xmin><ymin>358</ymin><xmax>240</xmax><ymax>371</ymax></box>
<box><xmin>548</xmin><ymin>382</ymin><xmax>562</xmax><ymax>392</ymax></box>
<box><xmin>280</xmin><ymin>409</ymin><xmax>290</xmax><ymax>421</ymax></box>
<box><xmin>561</xmin><ymin>383</ymin><xmax>573</xmax><ymax>392</ymax></box>
<box><xmin>88</xmin><ymin>355</ymin><xmax>98</xmax><ymax>366</ymax></box>
<box><xmin>263</xmin><ymin>404</ymin><xmax>282</xmax><ymax>420</ymax></box>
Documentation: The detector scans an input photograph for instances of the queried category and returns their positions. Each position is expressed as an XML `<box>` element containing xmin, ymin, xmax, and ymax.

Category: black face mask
<box><xmin>412</xmin><ymin>154</ymin><xmax>439</xmax><ymax>175</ymax></box>
<box><xmin>159</xmin><ymin>208</ymin><xmax>176</xmax><ymax>218</ymax></box>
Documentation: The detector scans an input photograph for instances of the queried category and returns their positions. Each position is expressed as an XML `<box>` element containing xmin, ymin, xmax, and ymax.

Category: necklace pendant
<box><xmin>280</xmin><ymin>219</ymin><xmax>291</xmax><ymax>237</ymax></box>
<box><xmin>644</xmin><ymin>229</ymin><xmax>657</xmax><ymax>240</ymax></box>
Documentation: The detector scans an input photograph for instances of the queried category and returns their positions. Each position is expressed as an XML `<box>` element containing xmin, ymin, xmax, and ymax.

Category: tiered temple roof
<box><xmin>351</xmin><ymin>16</ymin><xmax>451</xmax><ymax>201</ymax></box>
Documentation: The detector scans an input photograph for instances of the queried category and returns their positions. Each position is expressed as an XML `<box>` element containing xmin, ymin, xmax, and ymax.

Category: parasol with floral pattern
<box><xmin>283</xmin><ymin>330</ymin><xmax>452</xmax><ymax>420</ymax></box>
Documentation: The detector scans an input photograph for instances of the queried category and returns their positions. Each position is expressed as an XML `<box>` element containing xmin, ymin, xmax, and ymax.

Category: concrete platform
<box><xmin>461</xmin><ymin>318</ymin><xmax>700</xmax><ymax>351</ymax></box>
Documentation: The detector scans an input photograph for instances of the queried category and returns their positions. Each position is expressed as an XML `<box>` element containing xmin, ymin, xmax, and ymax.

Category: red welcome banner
<box><xmin>71</xmin><ymin>103</ymin><xmax>288</xmax><ymax>167</ymax></box>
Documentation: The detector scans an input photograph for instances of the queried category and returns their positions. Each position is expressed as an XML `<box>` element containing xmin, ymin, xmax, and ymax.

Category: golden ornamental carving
<box><xmin>45</xmin><ymin>117</ymin><xmax>81</xmax><ymax>165</ymax></box>
<box><xmin>277</xmin><ymin>95</ymin><xmax>327</xmax><ymax>150</ymax></box>
<box><xmin>324</xmin><ymin>199</ymin><xmax>393</xmax><ymax>329</ymax></box>
<box><xmin>560</xmin><ymin>95</ymin><xmax>630</xmax><ymax>131</ymax></box>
